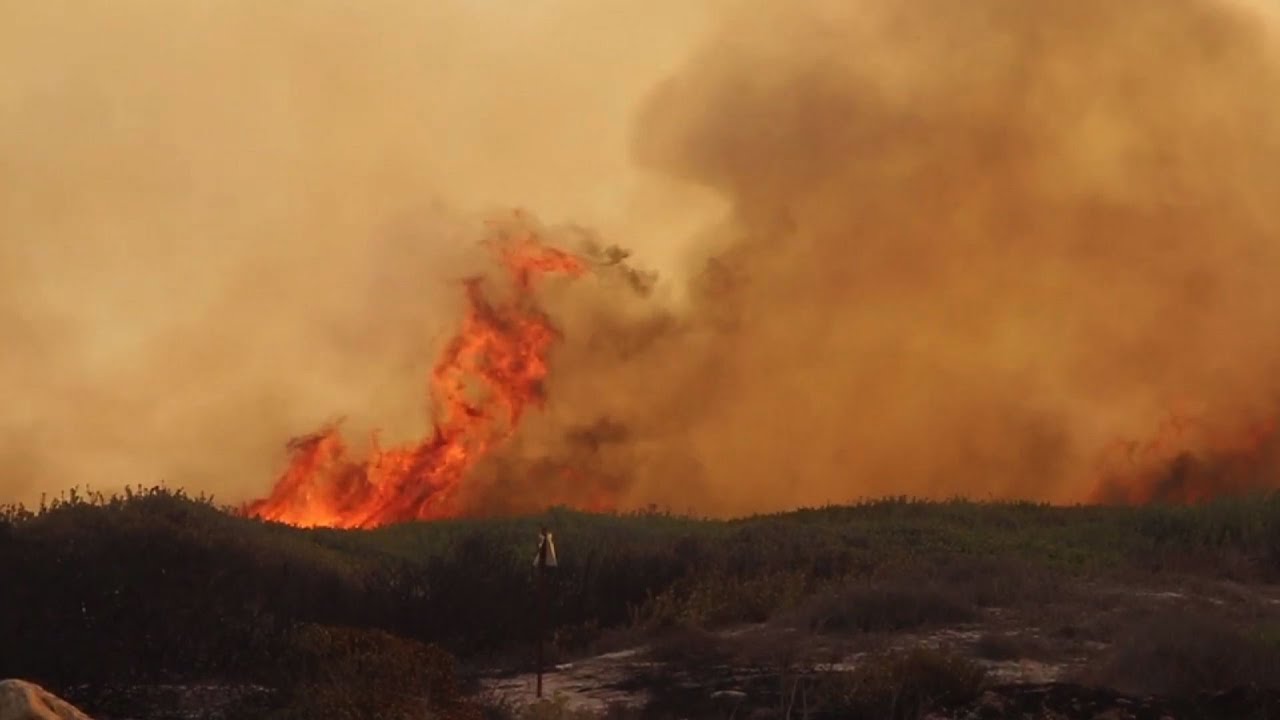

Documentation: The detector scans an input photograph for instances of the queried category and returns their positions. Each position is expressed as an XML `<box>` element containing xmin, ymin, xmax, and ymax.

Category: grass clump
<box><xmin>817</xmin><ymin>648</ymin><xmax>987</xmax><ymax>720</ymax></box>
<box><xmin>497</xmin><ymin>695</ymin><xmax>639</xmax><ymax>720</ymax></box>
<box><xmin>1082</xmin><ymin>611</ymin><xmax>1280</xmax><ymax>696</ymax></box>
<box><xmin>265</xmin><ymin>624</ymin><xmax>479</xmax><ymax>720</ymax></box>
<box><xmin>795</xmin><ymin>580</ymin><xmax>978</xmax><ymax>634</ymax></box>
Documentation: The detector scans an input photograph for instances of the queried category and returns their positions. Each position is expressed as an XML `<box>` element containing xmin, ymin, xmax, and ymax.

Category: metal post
<box><xmin>535</xmin><ymin>526</ymin><xmax>549</xmax><ymax>699</ymax></box>
<box><xmin>536</xmin><ymin>560</ymin><xmax>545</xmax><ymax>698</ymax></box>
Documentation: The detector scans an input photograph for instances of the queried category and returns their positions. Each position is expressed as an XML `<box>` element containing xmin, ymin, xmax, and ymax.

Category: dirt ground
<box><xmin>481</xmin><ymin>574</ymin><xmax>1280</xmax><ymax>719</ymax></box>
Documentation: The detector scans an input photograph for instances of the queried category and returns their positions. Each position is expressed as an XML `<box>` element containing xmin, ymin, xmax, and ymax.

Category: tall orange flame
<box><xmin>243</xmin><ymin>220</ymin><xmax>587</xmax><ymax>528</ymax></box>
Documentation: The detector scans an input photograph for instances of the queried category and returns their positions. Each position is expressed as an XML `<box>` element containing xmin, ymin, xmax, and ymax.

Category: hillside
<box><xmin>3</xmin><ymin>488</ymin><xmax>1280</xmax><ymax>719</ymax></box>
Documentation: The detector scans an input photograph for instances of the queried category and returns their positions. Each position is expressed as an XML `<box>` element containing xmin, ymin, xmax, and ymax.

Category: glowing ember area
<box><xmin>1089</xmin><ymin>410</ymin><xmax>1280</xmax><ymax>505</ymax></box>
<box><xmin>243</xmin><ymin>223</ymin><xmax>588</xmax><ymax>528</ymax></box>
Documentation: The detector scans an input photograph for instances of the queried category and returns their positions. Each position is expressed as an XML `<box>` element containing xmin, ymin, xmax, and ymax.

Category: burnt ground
<box><xmin>479</xmin><ymin>575</ymin><xmax>1280</xmax><ymax>719</ymax></box>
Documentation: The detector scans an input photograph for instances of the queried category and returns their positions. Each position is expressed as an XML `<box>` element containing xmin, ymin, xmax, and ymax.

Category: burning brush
<box><xmin>242</xmin><ymin>217</ymin><xmax>591</xmax><ymax>528</ymax></box>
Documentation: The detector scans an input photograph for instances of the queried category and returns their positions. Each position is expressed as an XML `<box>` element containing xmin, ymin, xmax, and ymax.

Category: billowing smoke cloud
<box><xmin>0</xmin><ymin>0</ymin><xmax>721</xmax><ymax>506</ymax></box>
<box><xmin>497</xmin><ymin>0</ymin><xmax>1280</xmax><ymax>515</ymax></box>
<box><xmin>6</xmin><ymin>0</ymin><xmax>1280</xmax><ymax>517</ymax></box>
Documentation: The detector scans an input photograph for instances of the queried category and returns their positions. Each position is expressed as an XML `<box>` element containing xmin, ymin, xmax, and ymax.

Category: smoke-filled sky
<box><xmin>0</xmin><ymin>0</ymin><xmax>723</xmax><ymax>506</ymax></box>
<box><xmin>4</xmin><ymin>0</ymin><xmax>1280</xmax><ymax>514</ymax></box>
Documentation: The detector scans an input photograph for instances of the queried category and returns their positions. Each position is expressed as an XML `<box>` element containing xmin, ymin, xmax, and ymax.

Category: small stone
<box><xmin>978</xmin><ymin>690</ymin><xmax>1005</xmax><ymax>707</ymax></box>
<box><xmin>970</xmin><ymin>690</ymin><xmax>1007</xmax><ymax>719</ymax></box>
<box><xmin>0</xmin><ymin>679</ymin><xmax>94</xmax><ymax>720</ymax></box>
<box><xmin>711</xmin><ymin>690</ymin><xmax>748</xmax><ymax>704</ymax></box>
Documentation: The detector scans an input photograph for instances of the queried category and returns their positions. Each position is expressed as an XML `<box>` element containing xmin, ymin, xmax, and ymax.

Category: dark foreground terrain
<box><xmin>3</xmin><ymin>488</ymin><xmax>1280</xmax><ymax>719</ymax></box>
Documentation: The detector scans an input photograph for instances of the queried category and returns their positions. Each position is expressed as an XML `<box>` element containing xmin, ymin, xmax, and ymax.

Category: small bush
<box><xmin>504</xmin><ymin>695</ymin><xmax>638</xmax><ymax>720</ymax></box>
<box><xmin>929</xmin><ymin>555</ymin><xmax>1067</xmax><ymax>607</ymax></box>
<box><xmin>817</xmin><ymin>648</ymin><xmax>987</xmax><ymax>720</ymax></box>
<box><xmin>1082</xmin><ymin>611</ymin><xmax>1280</xmax><ymax>696</ymax></box>
<box><xmin>631</xmin><ymin>570</ymin><xmax>811</xmax><ymax>630</ymax></box>
<box><xmin>794</xmin><ymin>581</ymin><xmax>978</xmax><ymax>634</ymax></box>
<box><xmin>266</xmin><ymin>624</ymin><xmax>479</xmax><ymax>720</ymax></box>
<box><xmin>972</xmin><ymin>632</ymin><xmax>1051</xmax><ymax>662</ymax></box>
<box><xmin>644</xmin><ymin>623</ymin><xmax>736</xmax><ymax>668</ymax></box>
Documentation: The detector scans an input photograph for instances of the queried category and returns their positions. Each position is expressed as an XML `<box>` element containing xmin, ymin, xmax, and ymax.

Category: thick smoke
<box><xmin>509</xmin><ymin>0</ymin><xmax>1280</xmax><ymax>514</ymax></box>
<box><xmin>0</xmin><ymin>0</ymin><xmax>719</xmax><ymax>506</ymax></box>
<box><xmin>6</xmin><ymin>0</ymin><xmax>1280</xmax><ymax>516</ymax></box>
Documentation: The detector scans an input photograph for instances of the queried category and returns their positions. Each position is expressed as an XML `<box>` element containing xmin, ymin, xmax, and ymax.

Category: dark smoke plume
<box><xmin>514</xmin><ymin>0</ymin><xmax>1280</xmax><ymax>514</ymax></box>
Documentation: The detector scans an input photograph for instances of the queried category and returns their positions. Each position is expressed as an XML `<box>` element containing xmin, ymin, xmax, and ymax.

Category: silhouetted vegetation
<box><xmin>817</xmin><ymin>648</ymin><xmax>988</xmax><ymax>720</ymax></box>
<box><xmin>1083</xmin><ymin>610</ymin><xmax>1280</xmax><ymax>697</ymax></box>
<box><xmin>4</xmin><ymin>486</ymin><xmax>1280</xmax><ymax>717</ymax></box>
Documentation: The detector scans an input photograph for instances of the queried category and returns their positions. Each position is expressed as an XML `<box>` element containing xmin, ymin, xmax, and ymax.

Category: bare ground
<box><xmin>479</xmin><ymin>575</ymin><xmax>1280</xmax><ymax>719</ymax></box>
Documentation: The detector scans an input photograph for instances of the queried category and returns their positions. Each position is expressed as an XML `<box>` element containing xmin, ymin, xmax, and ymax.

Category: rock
<box><xmin>965</xmin><ymin>690</ymin><xmax>1007</xmax><ymax>719</ymax></box>
<box><xmin>0</xmin><ymin>680</ymin><xmax>92</xmax><ymax>720</ymax></box>
<box><xmin>710</xmin><ymin>689</ymin><xmax>748</xmax><ymax>704</ymax></box>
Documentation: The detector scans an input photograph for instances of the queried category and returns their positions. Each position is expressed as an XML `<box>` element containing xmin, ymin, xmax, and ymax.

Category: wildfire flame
<box><xmin>241</xmin><ymin>210</ymin><xmax>1280</xmax><ymax>524</ymax></box>
<box><xmin>1089</xmin><ymin>409</ymin><xmax>1280</xmax><ymax>504</ymax></box>
<box><xmin>243</xmin><ymin>219</ymin><xmax>588</xmax><ymax>528</ymax></box>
